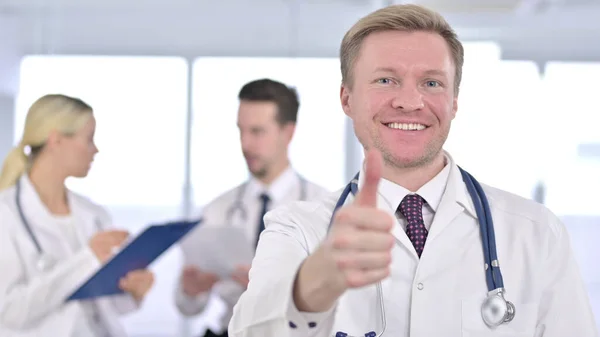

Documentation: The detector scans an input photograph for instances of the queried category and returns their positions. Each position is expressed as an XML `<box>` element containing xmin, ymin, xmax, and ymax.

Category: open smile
<box><xmin>383</xmin><ymin>122</ymin><xmax>429</xmax><ymax>131</ymax></box>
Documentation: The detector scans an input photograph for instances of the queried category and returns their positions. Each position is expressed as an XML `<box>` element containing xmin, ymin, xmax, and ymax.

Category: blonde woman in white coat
<box><xmin>0</xmin><ymin>94</ymin><xmax>155</xmax><ymax>337</ymax></box>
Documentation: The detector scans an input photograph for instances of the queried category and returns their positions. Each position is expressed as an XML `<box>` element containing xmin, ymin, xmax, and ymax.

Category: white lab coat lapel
<box><xmin>380</xmin><ymin>160</ymin><xmax>479</xmax><ymax>262</ymax></box>
<box><xmin>425</xmin><ymin>163</ymin><xmax>471</xmax><ymax>244</ymax></box>
<box><xmin>19</xmin><ymin>176</ymin><xmax>71</xmax><ymax>256</ymax></box>
<box><xmin>385</xmin><ymin>197</ymin><xmax>418</xmax><ymax>259</ymax></box>
<box><xmin>417</xmin><ymin>163</ymin><xmax>480</xmax><ymax>280</ymax></box>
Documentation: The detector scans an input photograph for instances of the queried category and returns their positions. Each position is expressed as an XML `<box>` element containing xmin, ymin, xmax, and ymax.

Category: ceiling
<box><xmin>0</xmin><ymin>0</ymin><xmax>598</xmax><ymax>96</ymax></box>
<box><xmin>0</xmin><ymin>0</ymin><xmax>597</xmax><ymax>13</ymax></box>
<box><xmin>0</xmin><ymin>0</ymin><xmax>599</xmax><ymax>61</ymax></box>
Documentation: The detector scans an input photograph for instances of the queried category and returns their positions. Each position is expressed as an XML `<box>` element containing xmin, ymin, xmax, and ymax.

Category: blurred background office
<box><xmin>1</xmin><ymin>0</ymin><xmax>600</xmax><ymax>336</ymax></box>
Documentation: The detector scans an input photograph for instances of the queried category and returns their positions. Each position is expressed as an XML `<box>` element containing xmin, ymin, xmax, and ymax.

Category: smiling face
<box><xmin>341</xmin><ymin>30</ymin><xmax>458</xmax><ymax>170</ymax></box>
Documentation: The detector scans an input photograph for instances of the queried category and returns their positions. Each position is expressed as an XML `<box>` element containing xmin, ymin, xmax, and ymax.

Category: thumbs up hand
<box><xmin>293</xmin><ymin>149</ymin><xmax>396</xmax><ymax>312</ymax></box>
<box><xmin>326</xmin><ymin>149</ymin><xmax>396</xmax><ymax>288</ymax></box>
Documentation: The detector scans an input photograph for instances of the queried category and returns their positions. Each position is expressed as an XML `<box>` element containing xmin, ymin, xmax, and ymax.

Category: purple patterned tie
<box><xmin>398</xmin><ymin>194</ymin><xmax>428</xmax><ymax>258</ymax></box>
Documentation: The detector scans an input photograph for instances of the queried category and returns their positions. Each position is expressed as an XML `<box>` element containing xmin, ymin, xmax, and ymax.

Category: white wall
<box><xmin>0</xmin><ymin>14</ymin><xmax>20</xmax><ymax>162</ymax></box>
<box><xmin>0</xmin><ymin>94</ymin><xmax>15</xmax><ymax>162</ymax></box>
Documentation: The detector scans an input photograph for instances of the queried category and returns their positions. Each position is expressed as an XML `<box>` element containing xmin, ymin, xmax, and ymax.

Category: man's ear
<box><xmin>340</xmin><ymin>84</ymin><xmax>352</xmax><ymax>117</ymax></box>
<box><xmin>283</xmin><ymin>122</ymin><xmax>296</xmax><ymax>144</ymax></box>
<box><xmin>451</xmin><ymin>96</ymin><xmax>458</xmax><ymax>120</ymax></box>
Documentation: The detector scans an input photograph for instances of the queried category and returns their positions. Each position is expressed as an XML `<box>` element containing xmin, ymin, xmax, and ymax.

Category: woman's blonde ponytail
<box><xmin>0</xmin><ymin>94</ymin><xmax>92</xmax><ymax>191</ymax></box>
<box><xmin>0</xmin><ymin>143</ymin><xmax>29</xmax><ymax>190</ymax></box>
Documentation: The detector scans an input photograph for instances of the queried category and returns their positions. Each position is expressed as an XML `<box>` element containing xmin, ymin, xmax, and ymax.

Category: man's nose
<box><xmin>391</xmin><ymin>85</ymin><xmax>425</xmax><ymax>111</ymax></box>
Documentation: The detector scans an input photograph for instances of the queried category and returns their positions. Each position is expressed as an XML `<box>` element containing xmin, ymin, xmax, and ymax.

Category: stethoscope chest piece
<box><xmin>481</xmin><ymin>288</ymin><xmax>516</xmax><ymax>328</ymax></box>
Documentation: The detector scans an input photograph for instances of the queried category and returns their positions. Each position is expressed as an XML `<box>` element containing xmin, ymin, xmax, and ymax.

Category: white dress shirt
<box><xmin>175</xmin><ymin>166</ymin><xmax>329</xmax><ymax>333</ymax></box>
<box><xmin>379</xmin><ymin>160</ymin><xmax>450</xmax><ymax>231</ymax></box>
<box><xmin>228</xmin><ymin>152</ymin><xmax>598</xmax><ymax>337</ymax></box>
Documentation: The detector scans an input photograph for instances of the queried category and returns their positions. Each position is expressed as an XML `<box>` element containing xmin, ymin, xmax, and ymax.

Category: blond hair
<box><xmin>0</xmin><ymin>94</ymin><xmax>93</xmax><ymax>190</ymax></box>
<box><xmin>340</xmin><ymin>4</ymin><xmax>464</xmax><ymax>95</ymax></box>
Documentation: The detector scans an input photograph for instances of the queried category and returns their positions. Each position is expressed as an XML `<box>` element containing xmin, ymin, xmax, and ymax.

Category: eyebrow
<box><xmin>373</xmin><ymin>67</ymin><xmax>448</xmax><ymax>78</ymax></box>
<box><xmin>373</xmin><ymin>67</ymin><xmax>398</xmax><ymax>74</ymax></box>
<box><xmin>423</xmin><ymin>69</ymin><xmax>448</xmax><ymax>78</ymax></box>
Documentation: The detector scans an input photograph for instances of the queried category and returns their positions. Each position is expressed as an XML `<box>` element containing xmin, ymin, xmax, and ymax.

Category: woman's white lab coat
<box><xmin>0</xmin><ymin>175</ymin><xmax>139</xmax><ymax>337</ymax></box>
<box><xmin>228</xmin><ymin>155</ymin><xmax>598</xmax><ymax>337</ymax></box>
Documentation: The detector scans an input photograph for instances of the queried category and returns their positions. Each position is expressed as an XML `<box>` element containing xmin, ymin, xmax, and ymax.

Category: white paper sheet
<box><xmin>184</xmin><ymin>226</ymin><xmax>255</xmax><ymax>278</ymax></box>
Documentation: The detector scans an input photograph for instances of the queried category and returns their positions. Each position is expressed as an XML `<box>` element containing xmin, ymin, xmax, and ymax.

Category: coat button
<box><xmin>417</xmin><ymin>283</ymin><xmax>424</xmax><ymax>290</ymax></box>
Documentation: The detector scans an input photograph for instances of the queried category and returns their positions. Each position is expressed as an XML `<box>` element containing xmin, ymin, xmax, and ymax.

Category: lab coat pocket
<box><xmin>461</xmin><ymin>296</ymin><xmax>538</xmax><ymax>337</ymax></box>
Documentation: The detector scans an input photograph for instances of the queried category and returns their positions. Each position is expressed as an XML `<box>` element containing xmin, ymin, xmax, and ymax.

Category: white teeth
<box><xmin>386</xmin><ymin>122</ymin><xmax>426</xmax><ymax>131</ymax></box>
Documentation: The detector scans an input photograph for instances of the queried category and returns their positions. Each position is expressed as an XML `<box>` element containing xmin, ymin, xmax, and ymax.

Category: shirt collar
<box><xmin>246</xmin><ymin>165</ymin><xmax>299</xmax><ymax>203</ymax></box>
<box><xmin>354</xmin><ymin>151</ymin><xmax>477</xmax><ymax>218</ymax></box>
<box><xmin>375</xmin><ymin>157</ymin><xmax>450</xmax><ymax>214</ymax></box>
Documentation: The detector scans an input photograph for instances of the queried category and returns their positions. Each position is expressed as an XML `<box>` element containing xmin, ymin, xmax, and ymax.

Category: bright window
<box><xmin>540</xmin><ymin>62</ymin><xmax>600</xmax><ymax>216</ymax></box>
<box><xmin>16</xmin><ymin>55</ymin><xmax>188</xmax><ymax>207</ymax></box>
<box><xmin>190</xmin><ymin>57</ymin><xmax>346</xmax><ymax>207</ymax></box>
<box><xmin>540</xmin><ymin>62</ymin><xmax>600</xmax><ymax>327</ymax></box>
<box><xmin>445</xmin><ymin>59</ymin><xmax>543</xmax><ymax>199</ymax></box>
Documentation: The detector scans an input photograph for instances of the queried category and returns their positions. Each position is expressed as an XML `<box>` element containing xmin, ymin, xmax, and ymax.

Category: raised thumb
<box><xmin>353</xmin><ymin>149</ymin><xmax>383</xmax><ymax>207</ymax></box>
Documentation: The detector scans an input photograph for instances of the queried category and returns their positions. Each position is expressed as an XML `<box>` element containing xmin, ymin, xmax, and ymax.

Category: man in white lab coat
<box><xmin>228</xmin><ymin>4</ymin><xmax>598</xmax><ymax>337</ymax></box>
<box><xmin>174</xmin><ymin>78</ymin><xmax>329</xmax><ymax>337</ymax></box>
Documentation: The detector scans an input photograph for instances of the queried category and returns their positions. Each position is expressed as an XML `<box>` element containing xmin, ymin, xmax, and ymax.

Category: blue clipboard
<box><xmin>66</xmin><ymin>219</ymin><xmax>201</xmax><ymax>301</ymax></box>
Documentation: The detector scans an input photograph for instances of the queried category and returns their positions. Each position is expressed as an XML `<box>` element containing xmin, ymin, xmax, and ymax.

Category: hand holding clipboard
<box><xmin>67</xmin><ymin>219</ymin><xmax>200</xmax><ymax>301</ymax></box>
<box><xmin>89</xmin><ymin>230</ymin><xmax>130</xmax><ymax>263</ymax></box>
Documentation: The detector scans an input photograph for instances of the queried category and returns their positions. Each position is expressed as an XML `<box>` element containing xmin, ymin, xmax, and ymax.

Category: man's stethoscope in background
<box><xmin>329</xmin><ymin>167</ymin><xmax>515</xmax><ymax>337</ymax></box>
<box><xmin>225</xmin><ymin>174</ymin><xmax>308</xmax><ymax>224</ymax></box>
<box><xmin>15</xmin><ymin>179</ymin><xmax>103</xmax><ymax>272</ymax></box>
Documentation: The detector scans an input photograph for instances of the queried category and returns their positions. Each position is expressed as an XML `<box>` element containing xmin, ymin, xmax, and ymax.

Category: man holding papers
<box><xmin>175</xmin><ymin>79</ymin><xmax>329</xmax><ymax>337</ymax></box>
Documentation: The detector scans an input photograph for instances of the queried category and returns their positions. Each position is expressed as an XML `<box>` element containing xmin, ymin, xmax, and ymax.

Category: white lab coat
<box><xmin>175</xmin><ymin>167</ymin><xmax>329</xmax><ymax>333</ymax></box>
<box><xmin>0</xmin><ymin>175</ymin><xmax>139</xmax><ymax>337</ymax></box>
<box><xmin>229</xmin><ymin>155</ymin><xmax>598</xmax><ymax>337</ymax></box>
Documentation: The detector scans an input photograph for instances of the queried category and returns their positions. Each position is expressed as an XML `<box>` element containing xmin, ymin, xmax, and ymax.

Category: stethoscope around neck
<box><xmin>15</xmin><ymin>179</ymin><xmax>102</xmax><ymax>273</ymax></box>
<box><xmin>225</xmin><ymin>174</ymin><xmax>308</xmax><ymax>224</ymax></box>
<box><xmin>14</xmin><ymin>179</ymin><xmax>55</xmax><ymax>272</ymax></box>
<box><xmin>329</xmin><ymin>167</ymin><xmax>515</xmax><ymax>337</ymax></box>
